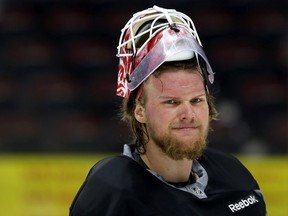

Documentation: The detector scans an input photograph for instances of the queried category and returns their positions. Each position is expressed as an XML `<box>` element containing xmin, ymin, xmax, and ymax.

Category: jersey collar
<box><xmin>122</xmin><ymin>144</ymin><xmax>208</xmax><ymax>199</ymax></box>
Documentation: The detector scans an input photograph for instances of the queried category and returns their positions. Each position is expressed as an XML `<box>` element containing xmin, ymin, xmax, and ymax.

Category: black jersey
<box><xmin>70</xmin><ymin>145</ymin><xmax>267</xmax><ymax>216</ymax></box>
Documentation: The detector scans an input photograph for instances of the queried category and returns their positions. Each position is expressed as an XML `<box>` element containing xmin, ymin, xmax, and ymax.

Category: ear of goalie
<box><xmin>116</xmin><ymin>5</ymin><xmax>214</xmax><ymax>98</ymax></box>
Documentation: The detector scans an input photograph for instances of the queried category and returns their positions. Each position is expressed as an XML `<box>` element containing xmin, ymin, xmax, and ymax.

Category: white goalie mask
<box><xmin>116</xmin><ymin>5</ymin><xmax>214</xmax><ymax>98</ymax></box>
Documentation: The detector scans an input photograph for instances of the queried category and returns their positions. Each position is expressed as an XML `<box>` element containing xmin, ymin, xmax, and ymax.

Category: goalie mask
<box><xmin>116</xmin><ymin>5</ymin><xmax>214</xmax><ymax>98</ymax></box>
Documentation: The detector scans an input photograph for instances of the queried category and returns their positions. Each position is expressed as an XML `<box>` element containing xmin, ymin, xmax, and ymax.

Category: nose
<box><xmin>179</xmin><ymin>102</ymin><xmax>196</xmax><ymax>121</ymax></box>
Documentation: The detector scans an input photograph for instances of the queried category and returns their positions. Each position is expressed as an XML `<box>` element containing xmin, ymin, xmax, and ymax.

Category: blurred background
<box><xmin>0</xmin><ymin>0</ymin><xmax>286</xmax><ymax>215</ymax></box>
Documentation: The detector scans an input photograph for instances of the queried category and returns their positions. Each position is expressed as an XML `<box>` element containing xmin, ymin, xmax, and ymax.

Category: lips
<box><xmin>169</xmin><ymin>121</ymin><xmax>202</xmax><ymax>134</ymax></box>
<box><xmin>171</xmin><ymin>124</ymin><xmax>201</xmax><ymax>130</ymax></box>
<box><xmin>173</xmin><ymin>127</ymin><xmax>199</xmax><ymax>131</ymax></box>
<box><xmin>171</xmin><ymin>125</ymin><xmax>201</xmax><ymax>134</ymax></box>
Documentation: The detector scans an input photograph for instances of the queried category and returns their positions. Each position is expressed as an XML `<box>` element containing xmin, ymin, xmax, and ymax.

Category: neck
<box><xmin>140</xmin><ymin>143</ymin><xmax>193</xmax><ymax>183</ymax></box>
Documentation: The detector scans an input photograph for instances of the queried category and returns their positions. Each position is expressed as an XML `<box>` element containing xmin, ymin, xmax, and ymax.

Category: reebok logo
<box><xmin>228</xmin><ymin>195</ymin><xmax>259</xmax><ymax>213</ymax></box>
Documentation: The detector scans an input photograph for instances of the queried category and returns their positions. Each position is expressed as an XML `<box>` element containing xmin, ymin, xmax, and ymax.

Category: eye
<box><xmin>191</xmin><ymin>98</ymin><xmax>203</xmax><ymax>104</ymax></box>
<box><xmin>164</xmin><ymin>99</ymin><xmax>179</xmax><ymax>105</ymax></box>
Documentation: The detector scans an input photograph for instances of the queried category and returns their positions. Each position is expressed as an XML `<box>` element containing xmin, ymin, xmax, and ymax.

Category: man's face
<box><xmin>135</xmin><ymin>69</ymin><xmax>210</xmax><ymax>160</ymax></box>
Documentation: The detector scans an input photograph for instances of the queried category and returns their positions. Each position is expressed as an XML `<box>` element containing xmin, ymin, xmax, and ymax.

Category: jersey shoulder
<box><xmin>199</xmin><ymin>148</ymin><xmax>260</xmax><ymax>192</ymax></box>
<box><xmin>70</xmin><ymin>156</ymin><xmax>146</xmax><ymax>215</ymax></box>
<box><xmin>88</xmin><ymin>155</ymin><xmax>145</xmax><ymax>178</ymax></box>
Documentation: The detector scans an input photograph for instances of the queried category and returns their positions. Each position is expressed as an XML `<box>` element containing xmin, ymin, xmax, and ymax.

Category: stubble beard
<box><xmin>147</xmin><ymin>124</ymin><xmax>208</xmax><ymax>161</ymax></box>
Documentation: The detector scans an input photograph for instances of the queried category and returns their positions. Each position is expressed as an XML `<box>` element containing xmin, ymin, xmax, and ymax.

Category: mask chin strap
<box><xmin>135</xmin><ymin>83</ymin><xmax>144</xmax><ymax>101</ymax></box>
<box><xmin>197</xmin><ymin>56</ymin><xmax>212</xmax><ymax>95</ymax></box>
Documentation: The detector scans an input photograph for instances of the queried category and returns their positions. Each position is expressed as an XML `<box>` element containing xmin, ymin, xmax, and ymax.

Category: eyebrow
<box><xmin>158</xmin><ymin>93</ymin><xmax>206</xmax><ymax>99</ymax></box>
